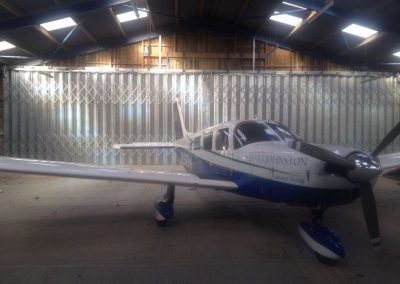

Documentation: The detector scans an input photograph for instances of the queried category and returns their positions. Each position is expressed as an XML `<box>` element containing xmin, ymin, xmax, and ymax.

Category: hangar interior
<box><xmin>1</xmin><ymin>0</ymin><xmax>400</xmax><ymax>283</ymax></box>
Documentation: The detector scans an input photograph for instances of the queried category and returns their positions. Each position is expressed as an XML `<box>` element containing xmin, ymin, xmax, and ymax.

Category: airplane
<box><xmin>1</xmin><ymin>98</ymin><xmax>400</xmax><ymax>265</ymax></box>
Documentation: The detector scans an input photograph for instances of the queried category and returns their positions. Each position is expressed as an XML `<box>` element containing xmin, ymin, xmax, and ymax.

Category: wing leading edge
<box><xmin>0</xmin><ymin>157</ymin><xmax>237</xmax><ymax>190</ymax></box>
<box><xmin>378</xmin><ymin>152</ymin><xmax>400</xmax><ymax>170</ymax></box>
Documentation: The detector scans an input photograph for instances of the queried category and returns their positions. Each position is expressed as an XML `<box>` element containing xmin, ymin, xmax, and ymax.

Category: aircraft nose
<box><xmin>346</xmin><ymin>152</ymin><xmax>382</xmax><ymax>183</ymax></box>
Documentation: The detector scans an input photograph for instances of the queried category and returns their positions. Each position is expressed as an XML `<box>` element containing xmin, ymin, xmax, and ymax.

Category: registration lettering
<box><xmin>248</xmin><ymin>152</ymin><xmax>308</xmax><ymax>168</ymax></box>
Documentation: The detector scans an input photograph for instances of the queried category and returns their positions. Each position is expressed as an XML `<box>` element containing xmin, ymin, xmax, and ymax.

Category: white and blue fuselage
<box><xmin>176</xmin><ymin>119</ymin><xmax>362</xmax><ymax>207</ymax></box>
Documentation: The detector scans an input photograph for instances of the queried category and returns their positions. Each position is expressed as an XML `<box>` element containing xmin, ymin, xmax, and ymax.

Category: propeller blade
<box><xmin>360</xmin><ymin>183</ymin><xmax>381</xmax><ymax>250</ymax></box>
<box><xmin>371</xmin><ymin>121</ymin><xmax>400</xmax><ymax>157</ymax></box>
<box><xmin>290</xmin><ymin>142</ymin><xmax>355</xmax><ymax>169</ymax></box>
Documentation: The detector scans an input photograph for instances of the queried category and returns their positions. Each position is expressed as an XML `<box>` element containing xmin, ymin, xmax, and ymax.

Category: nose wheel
<box><xmin>154</xmin><ymin>185</ymin><xmax>175</xmax><ymax>226</ymax></box>
<box><xmin>298</xmin><ymin>206</ymin><xmax>345</xmax><ymax>265</ymax></box>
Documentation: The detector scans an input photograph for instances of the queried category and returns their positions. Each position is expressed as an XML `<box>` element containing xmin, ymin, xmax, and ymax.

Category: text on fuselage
<box><xmin>248</xmin><ymin>152</ymin><xmax>308</xmax><ymax>167</ymax></box>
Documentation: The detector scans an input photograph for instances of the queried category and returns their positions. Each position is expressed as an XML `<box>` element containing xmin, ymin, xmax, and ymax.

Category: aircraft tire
<box><xmin>156</xmin><ymin>219</ymin><xmax>168</xmax><ymax>227</ymax></box>
<box><xmin>315</xmin><ymin>253</ymin><xmax>339</xmax><ymax>266</ymax></box>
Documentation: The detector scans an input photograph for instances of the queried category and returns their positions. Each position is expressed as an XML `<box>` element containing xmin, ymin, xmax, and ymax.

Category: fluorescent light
<box><xmin>40</xmin><ymin>17</ymin><xmax>76</xmax><ymax>31</ymax></box>
<box><xmin>0</xmin><ymin>55</ymin><xmax>31</xmax><ymax>59</ymax></box>
<box><xmin>270</xmin><ymin>12</ymin><xmax>303</xmax><ymax>26</ymax></box>
<box><xmin>0</xmin><ymin>41</ymin><xmax>15</xmax><ymax>51</ymax></box>
<box><xmin>282</xmin><ymin>1</ymin><xmax>307</xmax><ymax>10</ymax></box>
<box><xmin>116</xmin><ymin>10</ymin><xmax>148</xmax><ymax>23</ymax></box>
<box><xmin>342</xmin><ymin>24</ymin><xmax>377</xmax><ymax>38</ymax></box>
<box><xmin>394</xmin><ymin>51</ymin><xmax>400</xmax><ymax>58</ymax></box>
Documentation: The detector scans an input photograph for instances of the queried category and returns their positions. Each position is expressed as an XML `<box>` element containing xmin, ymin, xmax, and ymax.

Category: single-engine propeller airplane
<box><xmin>1</xmin><ymin>99</ymin><xmax>400</xmax><ymax>265</ymax></box>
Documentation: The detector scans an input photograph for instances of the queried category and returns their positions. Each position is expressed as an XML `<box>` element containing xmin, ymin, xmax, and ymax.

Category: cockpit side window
<box><xmin>233</xmin><ymin>122</ymin><xmax>280</xmax><ymax>149</ymax></box>
<box><xmin>215</xmin><ymin>128</ymin><xmax>229</xmax><ymax>151</ymax></box>
<box><xmin>267</xmin><ymin>122</ymin><xmax>300</xmax><ymax>142</ymax></box>
<box><xmin>203</xmin><ymin>132</ymin><xmax>213</xmax><ymax>151</ymax></box>
<box><xmin>193</xmin><ymin>135</ymin><xmax>201</xmax><ymax>150</ymax></box>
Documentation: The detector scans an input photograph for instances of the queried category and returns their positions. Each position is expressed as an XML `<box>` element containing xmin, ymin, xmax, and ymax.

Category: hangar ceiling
<box><xmin>0</xmin><ymin>0</ymin><xmax>399</xmax><ymax>70</ymax></box>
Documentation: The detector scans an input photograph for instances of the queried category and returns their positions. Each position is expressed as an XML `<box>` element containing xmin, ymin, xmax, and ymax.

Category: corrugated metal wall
<box><xmin>3</xmin><ymin>68</ymin><xmax>400</xmax><ymax>165</ymax></box>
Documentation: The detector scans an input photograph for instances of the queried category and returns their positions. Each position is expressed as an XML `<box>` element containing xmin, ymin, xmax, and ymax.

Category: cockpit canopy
<box><xmin>233</xmin><ymin>121</ymin><xmax>300</xmax><ymax>149</ymax></box>
<box><xmin>196</xmin><ymin>120</ymin><xmax>301</xmax><ymax>151</ymax></box>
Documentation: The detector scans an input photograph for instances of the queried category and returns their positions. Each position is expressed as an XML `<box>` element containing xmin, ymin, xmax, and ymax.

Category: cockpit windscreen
<box><xmin>233</xmin><ymin>121</ymin><xmax>301</xmax><ymax>149</ymax></box>
<box><xmin>266</xmin><ymin>121</ymin><xmax>300</xmax><ymax>142</ymax></box>
<box><xmin>233</xmin><ymin>122</ymin><xmax>280</xmax><ymax>149</ymax></box>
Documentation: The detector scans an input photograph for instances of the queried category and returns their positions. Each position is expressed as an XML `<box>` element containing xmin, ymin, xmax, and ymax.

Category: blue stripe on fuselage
<box><xmin>177</xmin><ymin>149</ymin><xmax>359</xmax><ymax>207</ymax></box>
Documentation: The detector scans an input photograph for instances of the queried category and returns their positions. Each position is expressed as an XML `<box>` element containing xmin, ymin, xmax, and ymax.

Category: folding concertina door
<box><xmin>3</xmin><ymin>68</ymin><xmax>400</xmax><ymax>165</ymax></box>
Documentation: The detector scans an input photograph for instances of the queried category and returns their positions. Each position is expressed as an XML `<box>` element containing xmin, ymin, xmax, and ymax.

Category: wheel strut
<box><xmin>154</xmin><ymin>185</ymin><xmax>175</xmax><ymax>226</ymax></box>
<box><xmin>311</xmin><ymin>205</ymin><xmax>325</xmax><ymax>225</ymax></box>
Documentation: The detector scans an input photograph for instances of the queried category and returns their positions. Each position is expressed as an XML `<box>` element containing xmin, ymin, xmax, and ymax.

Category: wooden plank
<box><xmin>54</xmin><ymin>33</ymin><xmax>348</xmax><ymax>71</ymax></box>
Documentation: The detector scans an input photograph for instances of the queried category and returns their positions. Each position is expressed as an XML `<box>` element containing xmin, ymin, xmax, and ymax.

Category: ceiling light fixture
<box><xmin>0</xmin><ymin>41</ymin><xmax>16</xmax><ymax>52</ymax></box>
<box><xmin>270</xmin><ymin>12</ymin><xmax>303</xmax><ymax>26</ymax></box>
<box><xmin>282</xmin><ymin>1</ymin><xmax>307</xmax><ymax>10</ymax></box>
<box><xmin>342</xmin><ymin>24</ymin><xmax>377</xmax><ymax>38</ymax></box>
<box><xmin>117</xmin><ymin>9</ymin><xmax>148</xmax><ymax>23</ymax></box>
<box><xmin>40</xmin><ymin>17</ymin><xmax>76</xmax><ymax>31</ymax></box>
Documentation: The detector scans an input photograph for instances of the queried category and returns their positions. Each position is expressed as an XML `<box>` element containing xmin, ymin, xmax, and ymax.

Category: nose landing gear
<box><xmin>298</xmin><ymin>207</ymin><xmax>345</xmax><ymax>265</ymax></box>
<box><xmin>154</xmin><ymin>185</ymin><xmax>175</xmax><ymax>226</ymax></box>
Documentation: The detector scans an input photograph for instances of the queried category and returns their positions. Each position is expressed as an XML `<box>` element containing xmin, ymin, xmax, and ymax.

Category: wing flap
<box><xmin>0</xmin><ymin>157</ymin><xmax>237</xmax><ymax>189</ymax></box>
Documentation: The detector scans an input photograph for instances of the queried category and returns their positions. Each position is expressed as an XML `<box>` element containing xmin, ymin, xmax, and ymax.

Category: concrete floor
<box><xmin>0</xmin><ymin>166</ymin><xmax>400</xmax><ymax>284</ymax></box>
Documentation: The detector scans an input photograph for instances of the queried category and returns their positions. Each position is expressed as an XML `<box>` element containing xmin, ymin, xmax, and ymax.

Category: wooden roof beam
<box><xmin>0</xmin><ymin>34</ymin><xmax>38</xmax><ymax>57</ymax></box>
<box><xmin>339</xmin><ymin>32</ymin><xmax>386</xmax><ymax>56</ymax></box>
<box><xmin>108</xmin><ymin>7</ymin><xmax>127</xmax><ymax>37</ymax></box>
<box><xmin>233</xmin><ymin>0</ymin><xmax>251</xmax><ymax>26</ymax></box>
<box><xmin>286</xmin><ymin>0</ymin><xmax>334</xmax><ymax>40</ymax></box>
<box><xmin>53</xmin><ymin>0</ymin><xmax>98</xmax><ymax>45</ymax></box>
<box><xmin>0</xmin><ymin>0</ymin><xmax>68</xmax><ymax>50</ymax></box>
<box><xmin>144</xmin><ymin>0</ymin><xmax>155</xmax><ymax>30</ymax></box>
<box><xmin>255</xmin><ymin>0</ymin><xmax>281</xmax><ymax>33</ymax></box>
<box><xmin>310</xmin><ymin>0</ymin><xmax>392</xmax><ymax>48</ymax></box>
<box><xmin>285</xmin><ymin>10</ymin><xmax>317</xmax><ymax>40</ymax></box>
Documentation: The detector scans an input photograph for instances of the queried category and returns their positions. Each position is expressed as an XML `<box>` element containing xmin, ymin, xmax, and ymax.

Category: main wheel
<box><xmin>154</xmin><ymin>200</ymin><xmax>174</xmax><ymax>226</ymax></box>
<box><xmin>315</xmin><ymin>253</ymin><xmax>339</xmax><ymax>266</ymax></box>
<box><xmin>156</xmin><ymin>219</ymin><xmax>167</xmax><ymax>227</ymax></box>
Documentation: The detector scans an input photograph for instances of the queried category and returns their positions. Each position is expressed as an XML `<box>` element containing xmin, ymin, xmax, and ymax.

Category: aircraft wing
<box><xmin>379</xmin><ymin>152</ymin><xmax>400</xmax><ymax>170</ymax></box>
<box><xmin>113</xmin><ymin>143</ymin><xmax>188</xmax><ymax>149</ymax></box>
<box><xmin>0</xmin><ymin>157</ymin><xmax>237</xmax><ymax>190</ymax></box>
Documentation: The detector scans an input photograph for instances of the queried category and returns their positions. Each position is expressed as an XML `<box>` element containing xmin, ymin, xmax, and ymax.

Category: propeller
<box><xmin>360</xmin><ymin>182</ymin><xmax>381</xmax><ymax>249</ymax></box>
<box><xmin>289</xmin><ymin>141</ymin><xmax>382</xmax><ymax>249</ymax></box>
<box><xmin>371</xmin><ymin>121</ymin><xmax>400</xmax><ymax>157</ymax></box>
<box><xmin>290</xmin><ymin>120</ymin><xmax>400</xmax><ymax>249</ymax></box>
<box><xmin>290</xmin><ymin>141</ymin><xmax>355</xmax><ymax>170</ymax></box>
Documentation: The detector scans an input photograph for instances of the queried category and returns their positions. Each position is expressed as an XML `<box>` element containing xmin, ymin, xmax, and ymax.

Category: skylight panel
<box><xmin>40</xmin><ymin>17</ymin><xmax>76</xmax><ymax>31</ymax></box>
<box><xmin>116</xmin><ymin>9</ymin><xmax>148</xmax><ymax>23</ymax></box>
<box><xmin>282</xmin><ymin>1</ymin><xmax>307</xmax><ymax>10</ymax></box>
<box><xmin>0</xmin><ymin>41</ymin><xmax>15</xmax><ymax>52</ymax></box>
<box><xmin>342</xmin><ymin>24</ymin><xmax>377</xmax><ymax>38</ymax></box>
<box><xmin>270</xmin><ymin>12</ymin><xmax>303</xmax><ymax>26</ymax></box>
<box><xmin>394</xmin><ymin>51</ymin><xmax>400</xmax><ymax>58</ymax></box>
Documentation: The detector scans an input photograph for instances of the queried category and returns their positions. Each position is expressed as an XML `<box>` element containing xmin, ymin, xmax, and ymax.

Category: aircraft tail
<box><xmin>173</xmin><ymin>98</ymin><xmax>188</xmax><ymax>139</ymax></box>
<box><xmin>113</xmin><ymin>98</ymin><xmax>190</xmax><ymax>150</ymax></box>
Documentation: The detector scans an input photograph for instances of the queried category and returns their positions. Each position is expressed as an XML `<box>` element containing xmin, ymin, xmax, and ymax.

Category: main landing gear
<box><xmin>154</xmin><ymin>185</ymin><xmax>175</xmax><ymax>226</ymax></box>
<box><xmin>298</xmin><ymin>206</ymin><xmax>345</xmax><ymax>265</ymax></box>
